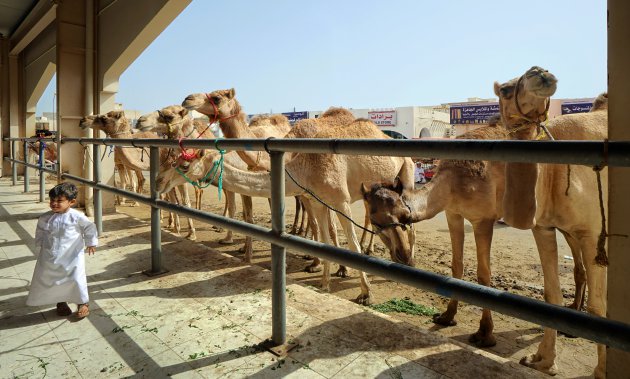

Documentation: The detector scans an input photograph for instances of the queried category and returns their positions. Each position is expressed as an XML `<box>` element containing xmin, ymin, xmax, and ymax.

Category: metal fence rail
<box><xmin>4</xmin><ymin>136</ymin><xmax>630</xmax><ymax>353</ymax></box>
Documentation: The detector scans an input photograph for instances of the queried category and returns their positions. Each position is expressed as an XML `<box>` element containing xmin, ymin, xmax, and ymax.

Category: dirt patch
<box><xmin>116</xmin><ymin>185</ymin><xmax>596</xmax><ymax>378</ymax></box>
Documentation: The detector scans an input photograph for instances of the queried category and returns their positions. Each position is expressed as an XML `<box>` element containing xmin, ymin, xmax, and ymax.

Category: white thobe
<box><xmin>26</xmin><ymin>208</ymin><xmax>98</xmax><ymax>306</ymax></box>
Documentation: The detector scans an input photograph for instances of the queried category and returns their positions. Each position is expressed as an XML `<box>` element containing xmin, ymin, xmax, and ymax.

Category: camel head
<box><xmin>136</xmin><ymin>105</ymin><xmax>191</xmax><ymax>137</ymax></box>
<box><xmin>494</xmin><ymin>66</ymin><xmax>557</xmax><ymax>130</ymax></box>
<box><xmin>591</xmin><ymin>92</ymin><xmax>608</xmax><ymax>112</ymax></box>
<box><xmin>361</xmin><ymin>179</ymin><xmax>415</xmax><ymax>267</ymax></box>
<box><xmin>181</xmin><ymin>88</ymin><xmax>241</xmax><ymax>121</ymax></box>
<box><xmin>79</xmin><ymin>110</ymin><xmax>129</xmax><ymax>136</ymax></box>
<box><xmin>156</xmin><ymin>150</ymin><xmax>214</xmax><ymax>195</ymax></box>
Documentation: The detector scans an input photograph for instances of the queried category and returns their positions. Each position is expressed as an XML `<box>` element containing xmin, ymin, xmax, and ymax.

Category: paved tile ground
<box><xmin>0</xmin><ymin>178</ymin><xmax>546</xmax><ymax>378</ymax></box>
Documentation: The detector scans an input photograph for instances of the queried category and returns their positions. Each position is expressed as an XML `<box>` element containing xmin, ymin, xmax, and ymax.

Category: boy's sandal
<box><xmin>77</xmin><ymin>303</ymin><xmax>90</xmax><ymax>318</ymax></box>
<box><xmin>56</xmin><ymin>302</ymin><xmax>72</xmax><ymax>316</ymax></box>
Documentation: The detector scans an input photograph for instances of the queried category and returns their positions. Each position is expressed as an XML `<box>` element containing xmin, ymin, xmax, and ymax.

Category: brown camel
<box><xmin>135</xmin><ymin>105</ymin><xmax>256</xmax><ymax>261</ymax></box>
<box><xmin>361</xmin><ymin>124</ymin><xmax>509</xmax><ymax>347</ymax></box>
<box><xmin>79</xmin><ymin>111</ymin><xmax>198</xmax><ymax>240</ymax></box>
<box><xmin>157</xmin><ymin>117</ymin><xmax>416</xmax><ymax>305</ymax></box>
<box><xmin>495</xmin><ymin>66</ymin><xmax>607</xmax><ymax>378</ymax></box>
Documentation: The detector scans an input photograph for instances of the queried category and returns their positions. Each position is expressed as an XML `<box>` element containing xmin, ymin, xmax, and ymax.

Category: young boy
<box><xmin>26</xmin><ymin>182</ymin><xmax>98</xmax><ymax>318</ymax></box>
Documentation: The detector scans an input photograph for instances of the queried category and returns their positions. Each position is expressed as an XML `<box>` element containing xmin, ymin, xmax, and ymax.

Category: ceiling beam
<box><xmin>9</xmin><ymin>0</ymin><xmax>57</xmax><ymax>56</ymax></box>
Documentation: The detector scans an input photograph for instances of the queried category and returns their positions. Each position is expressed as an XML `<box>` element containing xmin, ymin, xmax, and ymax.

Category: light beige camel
<box><xmin>360</xmin><ymin>114</ymin><xmax>590</xmax><ymax>348</ymax></box>
<box><xmin>182</xmin><ymin>90</ymin><xmax>376</xmax><ymax>265</ymax></box>
<box><xmin>158</xmin><ymin>117</ymin><xmax>416</xmax><ymax>305</ymax></box>
<box><xmin>79</xmin><ymin>111</ymin><xmax>198</xmax><ymax>240</ymax></box>
<box><xmin>495</xmin><ymin>66</ymin><xmax>607</xmax><ymax>378</ymax></box>
<box><xmin>135</xmin><ymin>105</ymin><xmax>256</xmax><ymax>261</ymax></box>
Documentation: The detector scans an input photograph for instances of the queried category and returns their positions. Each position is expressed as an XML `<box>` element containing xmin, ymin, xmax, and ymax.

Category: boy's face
<box><xmin>49</xmin><ymin>196</ymin><xmax>76</xmax><ymax>213</ymax></box>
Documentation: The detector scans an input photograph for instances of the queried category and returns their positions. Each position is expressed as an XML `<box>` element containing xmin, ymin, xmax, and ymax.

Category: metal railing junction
<box><xmin>4</xmin><ymin>136</ymin><xmax>630</xmax><ymax>353</ymax></box>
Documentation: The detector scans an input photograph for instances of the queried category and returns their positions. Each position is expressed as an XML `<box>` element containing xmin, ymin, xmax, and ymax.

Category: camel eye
<box><xmin>211</xmin><ymin>96</ymin><xmax>220</xmax><ymax>105</ymax></box>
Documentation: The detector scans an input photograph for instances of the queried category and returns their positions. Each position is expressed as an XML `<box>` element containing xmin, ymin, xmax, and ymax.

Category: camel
<box><xmin>27</xmin><ymin>140</ymin><xmax>57</xmax><ymax>164</ymax></box>
<box><xmin>157</xmin><ymin>117</ymin><xmax>416</xmax><ymax>305</ymax></box>
<box><xmin>135</xmin><ymin>105</ymin><xmax>257</xmax><ymax>261</ymax></box>
<box><xmin>494</xmin><ymin>66</ymin><xmax>608</xmax><ymax>378</ymax></box>
<box><xmin>361</xmin><ymin>122</ymin><xmax>509</xmax><ymax>347</ymax></box>
<box><xmin>79</xmin><ymin>111</ymin><xmax>199</xmax><ymax>240</ymax></box>
<box><xmin>182</xmin><ymin>89</ymin><xmax>376</xmax><ymax>266</ymax></box>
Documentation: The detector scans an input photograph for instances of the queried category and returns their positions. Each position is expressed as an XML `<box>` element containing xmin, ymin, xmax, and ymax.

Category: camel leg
<box><xmin>238</xmin><ymin>195</ymin><xmax>254</xmax><ymax>263</ymax></box>
<box><xmin>213</xmin><ymin>189</ymin><xmax>229</xmax><ymax>233</ymax></box>
<box><xmin>330</xmin><ymin>211</ymin><xmax>351</xmax><ymax>278</ymax></box>
<box><xmin>579</xmin><ymin>234</ymin><xmax>607</xmax><ymax>379</ymax></box>
<box><xmin>336</xmin><ymin>202</ymin><xmax>372</xmax><ymax>305</ymax></box>
<box><xmin>558</xmin><ymin>230</ymin><xmax>586</xmax><ymax>311</ymax></box>
<box><xmin>289</xmin><ymin>197</ymin><xmax>301</xmax><ymax>234</ymax></box>
<box><xmin>169</xmin><ymin>189</ymin><xmax>182</xmax><ymax>235</ymax></box>
<box><xmin>359</xmin><ymin>200</ymin><xmax>375</xmax><ymax>255</ymax></box>
<box><xmin>128</xmin><ymin>169</ymin><xmax>141</xmax><ymax>207</ymax></box>
<box><xmin>468</xmin><ymin>218</ymin><xmax>497</xmax><ymax>347</ymax></box>
<box><xmin>135</xmin><ymin>170</ymin><xmax>146</xmax><ymax>195</ymax></box>
<box><xmin>520</xmin><ymin>225</ymin><xmax>561</xmax><ymax>376</ymax></box>
<box><xmin>433</xmin><ymin>212</ymin><xmax>465</xmax><ymax>327</ymax></box>
<box><xmin>219</xmin><ymin>191</ymin><xmax>236</xmax><ymax>244</ymax></box>
<box><xmin>178</xmin><ymin>184</ymin><xmax>196</xmax><ymax>240</ymax></box>
<box><xmin>297</xmin><ymin>198</ymin><xmax>308</xmax><ymax>236</ymax></box>
<box><xmin>301</xmin><ymin>199</ymin><xmax>321</xmax><ymax>269</ymax></box>
<box><xmin>116</xmin><ymin>164</ymin><xmax>127</xmax><ymax>205</ymax></box>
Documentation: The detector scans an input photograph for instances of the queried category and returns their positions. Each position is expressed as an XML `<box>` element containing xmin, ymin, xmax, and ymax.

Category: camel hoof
<box><xmin>519</xmin><ymin>354</ymin><xmax>558</xmax><ymax>376</ymax></box>
<box><xmin>334</xmin><ymin>267</ymin><xmax>349</xmax><ymax>278</ymax></box>
<box><xmin>212</xmin><ymin>226</ymin><xmax>223</xmax><ymax>232</ymax></box>
<box><xmin>468</xmin><ymin>331</ymin><xmax>497</xmax><ymax>348</ymax></box>
<box><xmin>301</xmin><ymin>255</ymin><xmax>313</xmax><ymax>260</ymax></box>
<box><xmin>355</xmin><ymin>294</ymin><xmax>372</xmax><ymax>306</ymax></box>
<box><xmin>432</xmin><ymin>313</ymin><xmax>457</xmax><ymax>327</ymax></box>
<box><xmin>219</xmin><ymin>238</ymin><xmax>234</xmax><ymax>245</ymax></box>
<box><xmin>363</xmin><ymin>248</ymin><xmax>374</xmax><ymax>256</ymax></box>
<box><xmin>186</xmin><ymin>234</ymin><xmax>197</xmax><ymax>241</ymax></box>
<box><xmin>304</xmin><ymin>264</ymin><xmax>322</xmax><ymax>273</ymax></box>
<box><xmin>130</xmin><ymin>202</ymin><xmax>139</xmax><ymax>207</ymax></box>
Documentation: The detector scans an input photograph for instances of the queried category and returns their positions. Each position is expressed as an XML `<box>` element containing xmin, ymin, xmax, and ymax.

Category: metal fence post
<box><xmin>93</xmin><ymin>144</ymin><xmax>103</xmax><ymax>234</ymax></box>
<box><xmin>23</xmin><ymin>141</ymin><xmax>29</xmax><ymax>193</ymax></box>
<box><xmin>11</xmin><ymin>140</ymin><xmax>17</xmax><ymax>186</ymax></box>
<box><xmin>270</xmin><ymin>151</ymin><xmax>287</xmax><ymax>346</ymax></box>
<box><xmin>144</xmin><ymin>145</ymin><xmax>165</xmax><ymax>276</ymax></box>
<box><xmin>38</xmin><ymin>141</ymin><xmax>45</xmax><ymax>202</ymax></box>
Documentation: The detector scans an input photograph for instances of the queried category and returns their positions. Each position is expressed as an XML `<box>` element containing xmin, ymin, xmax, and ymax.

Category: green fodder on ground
<box><xmin>370</xmin><ymin>297</ymin><xmax>439</xmax><ymax>316</ymax></box>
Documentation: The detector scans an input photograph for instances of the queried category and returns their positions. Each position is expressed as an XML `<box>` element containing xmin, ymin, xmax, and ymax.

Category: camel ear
<box><xmin>361</xmin><ymin>182</ymin><xmax>371</xmax><ymax>200</ymax></box>
<box><xmin>227</xmin><ymin>88</ymin><xmax>236</xmax><ymax>99</ymax></box>
<box><xmin>109</xmin><ymin>110</ymin><xmax>125</xmax><ymax>119</ymax></box>
<box><xmin>493</xmin><ymin>82</ymin><xmax>501</xmax><ymax>97</ymax></box>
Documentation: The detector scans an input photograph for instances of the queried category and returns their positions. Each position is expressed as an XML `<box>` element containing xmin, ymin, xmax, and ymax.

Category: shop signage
<box><xmin>450</xmin><ymin>103</ymin><xmax>500</xmax><ymax>124</ymax></box>
<box><xmin>561</xmin><ymin>102</ymin><xmax>593</xmax><ymax>115</ymax></box>
<box><xmin>368</xmin><ymin>110</ymin><xmax>396</xmax><ymax>127</ymax></box>
<box><xmin>281</xmin><ymin>111</ymin><xmax>309</xmax><ymax>124</ymax></box>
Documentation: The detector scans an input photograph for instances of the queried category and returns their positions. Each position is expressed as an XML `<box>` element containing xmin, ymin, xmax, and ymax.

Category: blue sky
<box><xmin>38</xmin><ymin>0</ymin><xmax>606</xmax><ymax>115</ymax></box>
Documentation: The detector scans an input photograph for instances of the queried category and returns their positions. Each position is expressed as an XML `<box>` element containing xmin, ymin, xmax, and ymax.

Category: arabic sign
<box><xmin>450</xmin><ymin>103</ymin><xmax>500</xmax><ymax>124</ymax></box>
<box><xmin>561</xmin><ymin>102</ymin><xmax>593</xmax><ymax>115</ymax></box>
<box><xmin>368</xmin><ymin>110</ymin><xmax>396</xmax><ymax>127</ymax></box>
<box><xmin>281</xmin><ymin>111</ymin><xmax>309</xmax><ymax>124</ymax></box>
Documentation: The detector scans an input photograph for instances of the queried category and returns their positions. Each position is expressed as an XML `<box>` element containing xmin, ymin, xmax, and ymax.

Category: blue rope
<box><xmin>38</xmin><ymin>141</ymin><xmax>46</xmax><ymax>167</ymax></box>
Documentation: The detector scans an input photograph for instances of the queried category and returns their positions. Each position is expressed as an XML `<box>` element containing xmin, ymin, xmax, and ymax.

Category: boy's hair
<box><xmin>49</xmin><ymin>182</ymin><xmax>78</xmax><ymax>200</ymax></box>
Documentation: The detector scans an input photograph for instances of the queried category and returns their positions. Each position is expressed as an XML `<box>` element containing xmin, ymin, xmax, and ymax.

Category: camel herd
<box><xmin>67</xmin><ymin>66</ymin><xmax>608</xmax><ymax>378</ymax></box>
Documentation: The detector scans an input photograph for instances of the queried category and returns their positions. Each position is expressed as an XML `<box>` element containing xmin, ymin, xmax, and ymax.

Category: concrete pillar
<box><xmin>607</xmin><ymin>1</ymin><xmax>630</xmax><ymax>377</ymax></box>
<box><xmin>8</xmin><ymin>54</ymin><xmax>25</xmax><ymax>176</ymax></box>
<box><xmin>56</xmin><ymin>0</ymin><xmax>87</xmax><ymax>204</ymax></box>
<box><xmin>0</xmin><ymin>37</ymin><xmax>9</xmax><ymax>177</ymax></box>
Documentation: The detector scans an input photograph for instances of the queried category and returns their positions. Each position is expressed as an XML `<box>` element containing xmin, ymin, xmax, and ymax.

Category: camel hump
<box><xmin>248</xmin><ymin>114</ymin><xmax>290</xmax><ymax>128</ymax></box>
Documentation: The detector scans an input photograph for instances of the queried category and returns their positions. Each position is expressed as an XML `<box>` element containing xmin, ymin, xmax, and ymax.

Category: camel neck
<box><xmin>218</xmin><ymin>113</ymin><xmax>250</xmax><ymax>138</ymax></box>
<box><xmin>403</xmin><ymin>179</ymin><xmax>445</xmax><ymax>223</ymax></box>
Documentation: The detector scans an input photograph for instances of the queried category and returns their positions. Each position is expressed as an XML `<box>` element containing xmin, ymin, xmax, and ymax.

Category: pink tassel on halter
<box><xmin>178</xmin><ymin>137</ymin><xmax>198</xmax><ymax>161</ymax></box>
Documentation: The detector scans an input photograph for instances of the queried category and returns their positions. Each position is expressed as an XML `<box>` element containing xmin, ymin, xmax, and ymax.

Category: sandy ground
<box><xmin>116</xmin><ymin>182</ymin><xmax>597</xmax><ymax>378</ymax></box>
